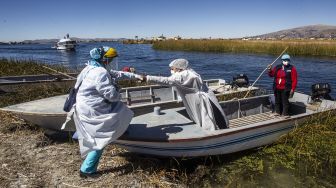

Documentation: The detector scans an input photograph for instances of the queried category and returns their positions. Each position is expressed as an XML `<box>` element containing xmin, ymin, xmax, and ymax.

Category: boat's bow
<box><xmin>0</xmin><ymin>95</ymin><xmax>71</xmax><ymax>130</ymax></box>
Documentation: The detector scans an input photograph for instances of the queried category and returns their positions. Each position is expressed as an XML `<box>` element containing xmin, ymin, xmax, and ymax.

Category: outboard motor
<box><xmin>232</xmin><ymin>74</ymin><xmax>249</xmax><ymax>88</ymax></box>
<box><xmin>311</xmin><ymin>83</ymin><xmax>333</xmax><ymax>102</ymax></box>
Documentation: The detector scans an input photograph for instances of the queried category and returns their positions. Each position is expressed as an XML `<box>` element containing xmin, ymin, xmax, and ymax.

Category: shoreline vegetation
<box><xmin>0</xmin><ymin>58</ymin><xmax>74</xmax><ymax>76</ymax></box>
<box><xmin>0</xmin><ymin>59</ymin><xmax>335</xmax><ymax>187</ymax></box>
<box><xmin>153</xmin><ymin>39</ymin><xmax>336</xmax><ymax>57</ymax></box>
<box><xmin>122</xmin><ymin>39</ymin><xmax>154</xmax><ymax>44</ymax></box>
<box><xmin>0</xmin><ymin>59</ymin><xmax>74</xmax><ymax>107</ymax></box>
<box><xmin>0</xmin><ymin>59</ymin><xmax>146</xmax><ymax>107</ymax></box>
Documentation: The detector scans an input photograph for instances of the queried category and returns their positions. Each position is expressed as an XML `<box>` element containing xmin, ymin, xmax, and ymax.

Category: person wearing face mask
<box><xmin>268</xmin><ymin>54</ymin><xmax>298</xmax><ymax>118</ymax></box>
<box><xmin>141</xmin><ymin>58</ymin><xmax>229</xmax><ymax>131</ymax></box>
<box><xmin>72</xmin><ymin>46</ymin><xmax>142</xmax><ymax>178</ymax></box>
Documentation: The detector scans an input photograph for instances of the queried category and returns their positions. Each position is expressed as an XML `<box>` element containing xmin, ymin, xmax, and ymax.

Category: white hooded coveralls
<box><xmin>74</xmin><ymin>64</ymin><xmax>138</xmax><ymax>158</ymax></box>
<box><xmin>146</xmin><ymin>69</ymin><xmax>229</xmax><ymax>131</ymax></box>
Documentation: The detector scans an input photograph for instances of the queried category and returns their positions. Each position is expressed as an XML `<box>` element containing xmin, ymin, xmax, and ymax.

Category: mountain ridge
<box><xmin>252</xmin><ymin>24</ymin><xmax>336</xmax><ymax>39</ymax></box>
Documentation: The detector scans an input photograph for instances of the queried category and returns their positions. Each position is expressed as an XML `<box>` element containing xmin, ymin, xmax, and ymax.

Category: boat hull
<box><xmin>116</xmin><ymin>118</ymin><xmax>303</xmax><ymax>157</ymax></box>
<box><xmin>114</xmin><ymin>92</ymin><xmax>336</xmax><ymax>157</ymax></box>
<box><xmin>116</xmin><ymin>124</ymin><xmax>293</xmax><ymax>157</ymax></box>
<box><xmin>56</xmin><ymin>45</ymin><xmax>76</xmax><ymax>50</ymax></box>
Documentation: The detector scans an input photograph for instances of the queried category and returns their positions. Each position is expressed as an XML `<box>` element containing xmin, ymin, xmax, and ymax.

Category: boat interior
<box><xmin>220</xmin><ymin>94</ymin><xmax>308</xmax><ymax>128</ymax></box>
<box><xmin>119</xmin><ymin>79</ymin><xmax>227</xmax><ymax>106</ymax></box>
<box><xmin>1</xmin><ymin>79</ymin><xmax>229</xmax><ymax>114</ymax></box>
<box><xmin>177</xmin><ymin>94</ymin><xmax>309</xmax><ymax>128</ymax></box>
<box><xmin>121</xmin><ymin>93</ymin><xmax>314</xmax><ymax>141</ymax></box>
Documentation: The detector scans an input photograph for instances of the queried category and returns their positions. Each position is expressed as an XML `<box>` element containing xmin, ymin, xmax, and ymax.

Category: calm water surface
<box><xmin>1</xmin><ymin>42</ymin><xmax>336</xmax><ymax>97</ymax></box>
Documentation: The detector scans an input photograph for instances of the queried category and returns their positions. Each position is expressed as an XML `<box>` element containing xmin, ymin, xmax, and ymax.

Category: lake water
<box><xmin>1</xmin><ymin>42</ymin><xmax>336</xmax><ymax>98</ymax></box>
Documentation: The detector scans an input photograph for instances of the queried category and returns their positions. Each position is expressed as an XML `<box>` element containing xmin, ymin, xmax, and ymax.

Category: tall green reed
<box><xmin>153</xmin><ymin>39</ymin><xmax>336</xmax><ymax>57</ymax></box>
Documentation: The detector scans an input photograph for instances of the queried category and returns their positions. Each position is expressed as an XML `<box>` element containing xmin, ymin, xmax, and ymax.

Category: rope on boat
<box><xmin>41</xmin><ymin>66</ymin><xmax>76</xmax><ymax>79</ymax></box>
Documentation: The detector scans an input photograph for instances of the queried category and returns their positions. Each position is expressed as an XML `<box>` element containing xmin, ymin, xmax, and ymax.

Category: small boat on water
<box><xmin>0</xmin><ymin>73</ymin><xmax>77</xmax><ymax>93</ymax></box>
<box><xmin>115</xmin><ymin>92</ymin><xmax>336</xmax><ymax>157</ymax></box>
<box><xmin>0</xmin><ymin>73</ymin><xmax>77</xmax><ymax>83</ymax></box>
<box><xmin>55</xmin><ymin>34</ymin><xmax>76</xmax><ymax>50</ymax></box>
<box><xmin>0</xmin><ymin>79</ymin><xmax>259</xmax><ymax>131</ymax></box>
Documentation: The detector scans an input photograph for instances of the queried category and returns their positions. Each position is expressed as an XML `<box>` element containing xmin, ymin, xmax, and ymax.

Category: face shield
<box><xmin>104</xmin><ymin>57</ymin><xmax>119</xmax><ymax>71</ymax></box>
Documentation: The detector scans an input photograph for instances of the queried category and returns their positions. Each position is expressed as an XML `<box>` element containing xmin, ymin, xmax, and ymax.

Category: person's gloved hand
<box><xmin>289</xmin><ymin>89</ymin><xmax>294</xmax><ymax>98</ymax></box>
<box><xmin>267</xmin><ymin>64</ymin><xmax>272</xmax><ymax>71</ymax></box>
<box><xmin>129</xmin><ymin>67</ymin><xmax>136</xmax><ymax>73</ymax></box>
<box><xmin>140</xmin><ymin>74</ymin><xmax>147</xmax><ymax>83</ymax></box>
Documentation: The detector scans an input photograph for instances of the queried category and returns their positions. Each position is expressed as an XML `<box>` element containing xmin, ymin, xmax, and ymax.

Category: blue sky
<box><xmin>1</xmin><ymin>0</ymin><xmax>336</xmax><ymax>42</ymax></box>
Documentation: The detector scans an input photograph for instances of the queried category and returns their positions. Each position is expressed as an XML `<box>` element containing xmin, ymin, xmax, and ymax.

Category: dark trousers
<box><xmin>274</xmin><ymin>89</ymin><xmax>290</xmax><ymax>116</ymax></box>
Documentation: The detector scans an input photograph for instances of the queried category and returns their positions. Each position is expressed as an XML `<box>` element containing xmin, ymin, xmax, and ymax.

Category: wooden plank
<box><xmin>230</xmin><ymin>116</ymin><xmax>278</xmax><ymax>127</ymax></box>
<box><xmin>229</xmin><ymin>112</ymin><xmax>276</xmax><ymax>128</ymax></box>
<box><xmin>230</xmin><ymin>113</ymin><xmax>271</xmax><ymax>124</ymax></box>
<box><xmin>232</xmin><ymin>113</ymin><xmax>274</xmax><ymax>124</ymax></box>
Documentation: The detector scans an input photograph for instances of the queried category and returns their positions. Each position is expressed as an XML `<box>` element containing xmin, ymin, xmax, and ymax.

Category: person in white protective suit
<box><xmin>72</xmin><ymin>46</ymin><xmax>142</xmax><ymax>178</ymax></box>
<box><xmin>142</xmin><ymin>58</ymin><xmax>229</xmax><ymax>131</ymax></box>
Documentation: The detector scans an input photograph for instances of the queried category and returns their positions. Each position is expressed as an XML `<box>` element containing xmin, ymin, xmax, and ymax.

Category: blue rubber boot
<box><xmin>80</xmin><ymin>150</ymin><xmax>103</xmax><ymax>178</ymax></box>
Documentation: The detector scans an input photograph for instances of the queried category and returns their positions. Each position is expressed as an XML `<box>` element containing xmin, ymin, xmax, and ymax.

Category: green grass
<box><xmin>112</xmin><ymin>111</ymin><xmax>336</xmax><ymax>187</ymax></box>
<box><xmin>192</xmin><ymin>111</ymin><xmax>336</xmax><ymax>187</ymax></box>
<box><xmin>153</xmin><ymin>39</ymin><xmax>336</xmax><ymax>57</ymax></box>
<box><xmin>0</xmin><ymin>59</ymin><xmax>74</xmax><ymax>107</ymax></box>
<box><xmin>0</xmin><ymin>59</ymin><xmax>147</xmax><ymax>107</ymax></box>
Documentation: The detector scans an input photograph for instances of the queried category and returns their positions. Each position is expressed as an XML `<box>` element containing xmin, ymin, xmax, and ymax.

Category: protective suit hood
<box><xmin>169</xmin><ymin>58</ymin><xmax>189</xmax><ymax>70</ymax></box>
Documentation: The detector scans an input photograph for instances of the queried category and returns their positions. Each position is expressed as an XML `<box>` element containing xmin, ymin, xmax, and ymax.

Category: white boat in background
<box><xmin>56</xmin><ymin>34</ymin><xmax>76</xmax><ymax>50</ymax></box>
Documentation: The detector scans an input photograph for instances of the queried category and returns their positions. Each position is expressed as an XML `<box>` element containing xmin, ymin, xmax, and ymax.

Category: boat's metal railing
<box><xmin>121</xmin><ymin>85</ymin><xmax>169</xmax><ymax>106</ymax></box>
<box><xmin>120</xmin><ymin>79</ymin><xmax>229</xmax><ymax>106</ymax></box>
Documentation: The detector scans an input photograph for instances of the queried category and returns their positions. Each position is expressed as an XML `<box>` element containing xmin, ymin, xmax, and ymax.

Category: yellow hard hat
<box><xmin>104</xmin><ymin>47</ymin><xmax>118</xmax><ymax>58</ymax></box>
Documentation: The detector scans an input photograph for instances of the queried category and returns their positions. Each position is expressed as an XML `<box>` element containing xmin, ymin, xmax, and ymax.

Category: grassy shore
<box><xmin>0</xmin><ymin>59</ymin><xmax>73</xmax><ymax>107</ymax></box>
<box><xmin>198</xmin><ymin>111</ymin><xmax>336</xmax><ymax>187</ymax></box>
<box><xmin>0</xmin><ymin>58</ymin><xmax>73</xmax><ymax>76</ymax></box>
<box><xmin>0</xmin><ymin>59</ymin><xmax>335</xmax><ymax>187</ymax></box>
<box><xmin>0</xmin><ymin>59</ymin><xmax>146</xmax><ymax>107</ymax></box>
<box><xmin>153</xmin><ymin>39</ymin><xmax>336</xmax><ymax>57</ymax></box>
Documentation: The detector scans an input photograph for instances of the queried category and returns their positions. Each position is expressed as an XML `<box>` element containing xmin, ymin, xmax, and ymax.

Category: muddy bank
<box><xmin>0</xmin><ymin>112</ymin><xmax>190</xmax><ymax>187</ymax></box>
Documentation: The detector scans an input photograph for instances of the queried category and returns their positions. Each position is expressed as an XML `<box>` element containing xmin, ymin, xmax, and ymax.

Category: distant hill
<box><xmin>253</xmin><ymin>24</ymin><xmax>336</xmax><ymax>39</ymax></box>
<box><xmin>21</xmin><ymin>39</ymin><xmax>58</xmax><ymax>44</ymax></box>
<box><xmin>19</xmin><ymin>38</ymin><xmax>124</xmax><ymax>44</ymax></box>
<box><xmin>0</xmin><ymin>37</ymin><xmax>126</xmax><ymax>44</ymax></box>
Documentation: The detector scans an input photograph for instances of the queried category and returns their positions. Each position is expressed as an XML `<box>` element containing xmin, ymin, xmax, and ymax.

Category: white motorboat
<box><xmin>116</xmin><ymin>92</ymin><xmax>336</xmax><ymax>157</ymax></box>
<box><xmin>56</xmin><ymin>34</ymin><xmax>76</xmax><ymax>50</ymax></box>
<box><xmin>0</xmin><ymin>79</ymin><xmax>259</xmax><ymax>131</ymax></box>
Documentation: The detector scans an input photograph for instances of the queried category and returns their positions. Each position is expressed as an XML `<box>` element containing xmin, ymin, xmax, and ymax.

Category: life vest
<box><xmin>273</xmin><ymin>64</ymin><xmax>293</xmax><ymax>91</ymax></box>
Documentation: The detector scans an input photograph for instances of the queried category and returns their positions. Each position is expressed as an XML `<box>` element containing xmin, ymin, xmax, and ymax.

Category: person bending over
<box><xmin>142</xmin><ymin>58</ymin><xmax>229</xmax><ymax>131</ymax></box>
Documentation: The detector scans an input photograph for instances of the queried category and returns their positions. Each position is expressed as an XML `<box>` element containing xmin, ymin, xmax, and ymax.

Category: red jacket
<box><xmin>268</xmin><ymin>64</ymin><xmax>297</xmax><ymax>91</ymax></box>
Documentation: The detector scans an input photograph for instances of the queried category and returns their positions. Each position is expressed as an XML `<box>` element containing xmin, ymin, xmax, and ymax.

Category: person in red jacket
<box><xmin>268</xmin><ymin>54</ymin><xmax>297</xmax><ymax>118</ymax></box>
